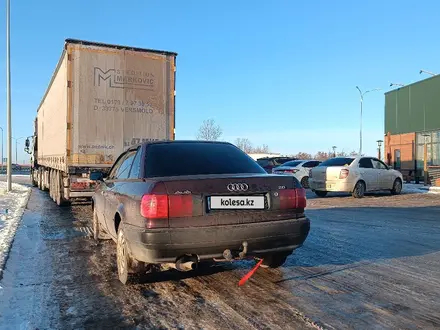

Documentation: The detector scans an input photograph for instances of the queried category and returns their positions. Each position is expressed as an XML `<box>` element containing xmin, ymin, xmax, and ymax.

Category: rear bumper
<box><xmin>309</xmin><ymin>179</ymin><xmax>354</xmax><ymax>192</ymax></box>
<box><xmin>68</xmin><ymin>191</ymin><xmax>94</xmax><ymax>198</ymax></box>
<box><xmin>124</xmin><ymin>217</ymin><xmax>310</xmax><ymax>263</ymax></box>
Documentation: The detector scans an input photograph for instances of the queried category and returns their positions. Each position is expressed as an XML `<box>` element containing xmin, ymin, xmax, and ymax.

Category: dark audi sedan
<box><xmin>91</xmin><ymin>141</ymin><xmax>310</xmax><ymax>284</ymax></box>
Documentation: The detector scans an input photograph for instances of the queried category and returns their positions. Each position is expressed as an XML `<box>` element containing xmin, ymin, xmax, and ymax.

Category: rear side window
<box><xmin>128</xmin><ymin>147</ymin><xmax>142</xmax><ymax>179</ymax></box>
<box><xmin>144</xmin><ymin>142</ymin><xmax>267</xmax><ymax>177</ymax></box>
<box><xmin>359</xmin><ymin>158</ymin><xmax>374</xmax><ymax>169</ymax></box>
<box><xmin>116</xmin><ymin>151</ymin><xmax>137</xmax><ymax>179</ymax></box>
<box><xmin>319</xmin><ymin>158</ymin><xmax>355</xmax><ymax>167</ymax></box>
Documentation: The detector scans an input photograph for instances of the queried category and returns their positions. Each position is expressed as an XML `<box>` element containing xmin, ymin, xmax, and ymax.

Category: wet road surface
<box><xmin>0</xmin><ymin>187</ymin><xmax>440</xmax><ymax>329</ymax></box>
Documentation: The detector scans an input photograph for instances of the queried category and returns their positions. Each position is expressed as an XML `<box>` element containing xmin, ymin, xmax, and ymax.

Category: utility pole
<box><xmin>6</xmin><ymin>0</ymin><xmax>12</xmax><ymax>191</ymax></box>
<box><xmin>356</xmin><ymin>86</ymin><xmax>381</xmax><ymax>156</ymax></box>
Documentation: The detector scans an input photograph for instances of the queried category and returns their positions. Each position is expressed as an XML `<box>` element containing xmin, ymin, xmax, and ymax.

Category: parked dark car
<box><xmin>91</xmin><ymin>141</ymin><xmax>310</xmax><ymax>284</ymax></box>
<box><xmin>256</xmin><ymin>157</ymin><xmax>297</xmax><ymax>173</ymax></box>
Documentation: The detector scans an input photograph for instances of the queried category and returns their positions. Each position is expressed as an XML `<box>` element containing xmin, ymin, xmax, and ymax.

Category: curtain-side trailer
<box><xmin>30</xmin><ymin>39</ymin><xmax>177</xmax><ymax>205</ymax></box>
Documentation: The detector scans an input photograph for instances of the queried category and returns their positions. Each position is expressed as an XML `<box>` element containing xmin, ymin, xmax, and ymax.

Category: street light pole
<box><xmin>332</xmin><ymin>146</ymin><xmax>337</xmax><ymax>158</ymax></box>
<box><xmin>356</xmin><ymin>86</ymin><xmax>381</xmax><ymax>156</ymax></box>
<box><xmin>12</xmin><ymin>137</ymin><xmax>24</xmax><ymax>165</ymax></box>
<box><xmin>376</xmin><ymin>140</ymin><xmax>383</xmax><ymax>160</ymax></box>
<box><xmin>6</xmin><ymin>0</ymin><xmax>12</xmax><ymax>191</ymax></box>
<box><xmin>419</xmin><ymin>69</ymin><xmax>436</xmax><ymax>77</ymax></box>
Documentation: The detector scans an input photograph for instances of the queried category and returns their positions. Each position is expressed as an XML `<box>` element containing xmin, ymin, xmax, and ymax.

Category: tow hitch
<box><xmin>216</xmin><ymin>241</ymin><xmax>250</xmax><ymax>262</ymax></box>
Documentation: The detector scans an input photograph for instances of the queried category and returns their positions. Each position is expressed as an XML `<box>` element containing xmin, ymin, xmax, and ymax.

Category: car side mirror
<box><xmin>90</xmin><ymin>171</ymin><xmax>105</xmax><ymax>181</ymax></box>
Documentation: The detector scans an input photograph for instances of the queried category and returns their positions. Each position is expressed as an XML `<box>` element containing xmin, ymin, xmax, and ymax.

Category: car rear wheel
<box><xmin>314</xmin><ymin>190</ymin><xmax>327</xmax><ymax>197</ymax></box>
<box><xmin>391</xmin><ymin>178</ymin><xmax>402</xmax><ymax>195</ymax></box>
<box><xmin>117</xmin><ymin>227</ymin><xmax>145</xmax><ymax>285</ymax></box>
<box><xmin>301</xmin><ymin>176</ymin><xmax>310</xmax><ymax>189</ymax></box>
<box><xmin>352</xmin><ymin>181</ymin><xmax>365</xmax><ymax>198</ymax></box>
<box><xmin>260</xmin><ymin>252</ymin><xmax>290</xmax><ymax>269</ymax></box>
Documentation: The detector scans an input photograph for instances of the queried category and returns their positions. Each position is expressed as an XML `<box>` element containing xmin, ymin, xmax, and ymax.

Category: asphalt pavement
<box><xmin>0</xmin><ymin>185</ymin><xmax>440</xmax><ymax>329</ymax></box>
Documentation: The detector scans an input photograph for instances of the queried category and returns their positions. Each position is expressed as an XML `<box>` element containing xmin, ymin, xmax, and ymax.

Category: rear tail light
<box><xmin>140</xmin><ymin>194</ymin><xmax>193</xmax><ymax>220</ymax></box>
<box><xmin>141</xmin><ymin>195</ymin><xmax>168</xmax><ymax>219</ymax></box>
<box><xmin>339</xmin><ymin>169</ymin><xmax>349</xmax><ymax>179</ymax></box>
<box><xmin>279</xmin><ymin>188</ymin><xmax>307</xmax><ymax>210</ymax></box>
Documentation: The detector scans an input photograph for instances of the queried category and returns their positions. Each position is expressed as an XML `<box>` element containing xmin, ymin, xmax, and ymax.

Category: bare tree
<box><xmin>349</xmin><ymin>150</ymin><xmax>358</xmax><ymax>156</ymax></box>
<box><xmin>337</xmin><ymin>150</ymin><xmax>348</xmax><ymax>157</ymax></box>
<box><xmin>234</xmin><ymin>138</ymin><xmax>253</xmax><ymax>153</ymax></box>
<box><xmin>314</xmin><ymin>151</ymin><xmax>331</xmax><ymax>161</ymax></box>
<box><xmin>196</xmin><ymin>119</ymin><xmax>222</xmax><ymax>141</ymax></box>
<box><xmin>252</xmin><ymin>144</ymin><xmax>270</xmax><ymax>153</ymax></box>
<box><xmin>294</xmin><ymin>152</ymin><xmax>312</xmax><ymax>160</ymax></box>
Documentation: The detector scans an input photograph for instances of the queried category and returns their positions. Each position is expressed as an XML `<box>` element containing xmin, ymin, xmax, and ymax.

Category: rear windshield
<box><xmin>281</xmin><ymin>160</ymin><xmax>303</xmax><ymax>167</ymax></box>
<box><xmin>144</xmin><ymin>142</ymin><xmax>267</xmax><ymax>177</ymax></box>
<box><xmin>318</xmin><ymin>157</ymin><xmax>355</xmax><ymax>167</ymax></box>
<box><xmin>257</xmin><ymin>159</ymin><xmax>271</xmax><ymax>167</ymax></box>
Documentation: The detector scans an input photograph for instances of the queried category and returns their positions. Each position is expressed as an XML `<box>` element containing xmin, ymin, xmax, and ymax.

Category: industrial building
<box><xmin>384</xmin><ymin>74</ymin><xmax>440</xmax><ymax>183</ymax></box>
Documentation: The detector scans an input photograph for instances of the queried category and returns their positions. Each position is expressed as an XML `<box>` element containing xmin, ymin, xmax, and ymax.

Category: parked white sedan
<box><xmin>309</xmin><ymin>156</ymin><xmax>403</xmax><ymax>198</ymax></box>
<box><xmin>272</xmin><ymin>160</ymin><xmax>321</xmax><ymax>188</ymax></box>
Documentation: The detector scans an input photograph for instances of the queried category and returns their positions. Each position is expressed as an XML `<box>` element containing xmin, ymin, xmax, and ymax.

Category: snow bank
<box><xmin>403</xmin><ymin>183</ymin><xmax>440</xmax><ymax>194</ymax></box>
<box><xmin>0</xmin><ymin>182</ymin><xmax>31</xmax><ymax>277</ymax></box>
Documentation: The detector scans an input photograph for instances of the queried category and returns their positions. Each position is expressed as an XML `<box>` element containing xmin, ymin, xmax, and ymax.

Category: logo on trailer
<box><xmin>94</xmin><ymin>67</ymin><xmax>155</xmax><ymax>91</ymax></box>
<box><xmin>227</xmin><ymin>183</ymin><xmax>249</xmax><ymax>192</ymax></box>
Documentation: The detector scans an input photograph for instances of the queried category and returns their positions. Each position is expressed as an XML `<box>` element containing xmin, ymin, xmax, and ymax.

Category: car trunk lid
<box><xmin>147</xmin><ymin>173</ymin><xmax>306</xmax><ymax>228</ymax></box>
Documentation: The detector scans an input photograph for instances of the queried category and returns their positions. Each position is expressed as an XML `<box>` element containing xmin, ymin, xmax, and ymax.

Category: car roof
<box><xmin>129</xmin><ymin>140</ymin><xmax>235</xmax><ymax>149</ymax></box>
<box><xmin>277</xmin><ymin>159</ymin><xmax>320</xmax><ymax>165</ymax></box>
<box><xmin>257</xmin><ymin>156</ymin><xmax>296</xmax><ymax>160</ymax></box>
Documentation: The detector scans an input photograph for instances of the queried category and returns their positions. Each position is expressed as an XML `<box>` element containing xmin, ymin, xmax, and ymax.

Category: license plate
<box><xmin>209</xmin><ymin>196</ymin><xmax>265</xmax><ymax>210</ymax></box>
<box><xmin>326</xmin><ymin>184</ymin><xmax>334</xmax><ymax>189</ymax></box>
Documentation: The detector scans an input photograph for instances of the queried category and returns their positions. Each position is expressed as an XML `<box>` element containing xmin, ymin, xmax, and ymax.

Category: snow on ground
<box><xmin>0</xmin><ymin>182</ymin><xmax>31</xmax><ymax>277</ymax></box>
<box><xmin>403</xmin><ymin>183</ymin><xmax>440</xmax><ymax>194</ymax></box>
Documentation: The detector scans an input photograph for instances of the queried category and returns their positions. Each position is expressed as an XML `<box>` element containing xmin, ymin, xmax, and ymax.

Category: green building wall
<box><xmin>385</xmin><ymin>75</ymin><xmax>440</xmax><ymax>135</ymax></box>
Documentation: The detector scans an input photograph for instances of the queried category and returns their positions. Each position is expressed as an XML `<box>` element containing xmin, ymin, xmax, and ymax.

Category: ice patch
<box><xmin>0</xmin><ymin>182</ymin><xmax>31</xmax><ymax>277</ymax></box>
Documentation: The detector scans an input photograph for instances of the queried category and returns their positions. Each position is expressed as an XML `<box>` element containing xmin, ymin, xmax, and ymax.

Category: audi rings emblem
<box><xmin>227</xmin><ymin>183</ymin><xmax>249</xmax><ymax>192</ymax></box>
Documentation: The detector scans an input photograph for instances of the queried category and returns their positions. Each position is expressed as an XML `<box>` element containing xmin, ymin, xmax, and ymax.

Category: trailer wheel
<box><xmin>38</xmin><ymin>169</ymin><xmax>43</xmax><ymax>190</ymax></box>
<box><xmin>31</xmin><ymin>170</ymin><xmax>38</xmax><ymax>187</ymax></box>
<box><xmin>49</xmin><ymin>170</ymin><xmax>54</xmax><ymax>200</ymax></box>
<box><xmin>55</xmin><ymin>170</ymin><xmax>67</xmax><ymax>207</ymax></box>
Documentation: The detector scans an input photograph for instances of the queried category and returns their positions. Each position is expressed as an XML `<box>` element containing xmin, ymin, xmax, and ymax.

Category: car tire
<box><xmin>315</xmin><ymin>190</ymin><xmax>327</xmax><ymax>197</ymax></box>
<box><xmin>352</xmin><ymin>181</ymin><xmax>365</xmax><ymax>198</ymax></box>
<box><xmin>260</xmin><ymin>252</ymin><xmax>290</xmax><ymax>269</ymax></box>
<box><xmin>117</xmin><ymin>227</ymin><xmax>141</xmax><ymax>285</ymax></box>
<box><xmin>301</xmin><ymin>176</ymin><xmax>310</xmax><ymax>189</ymax></box>
<box><xmin>391</xmin><ymin>178</ymin><xmax>403</xmax><ymax>195</ymax></box>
